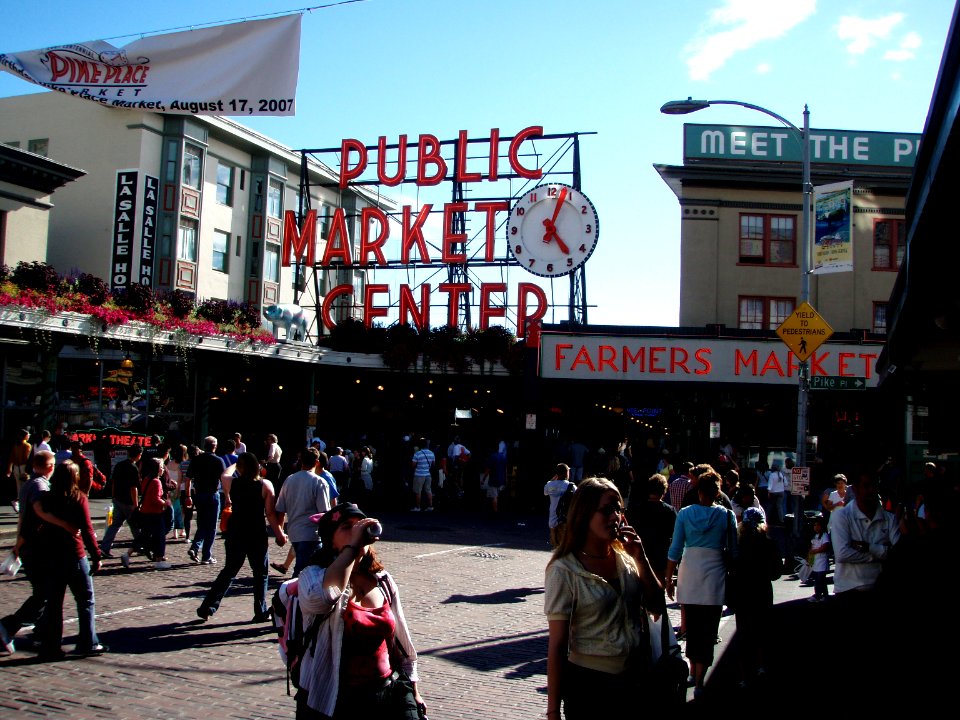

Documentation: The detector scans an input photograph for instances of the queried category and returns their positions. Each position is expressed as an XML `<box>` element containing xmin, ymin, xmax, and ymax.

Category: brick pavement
<box><xmin>0</xmin><ymin>510</ymin><xmax>563</xmax><ymax>720</ymax></box>
<box><xmin>1</xmin><ymin>507</ymin><xmax>822</xmax><ymax>719</ymax></box>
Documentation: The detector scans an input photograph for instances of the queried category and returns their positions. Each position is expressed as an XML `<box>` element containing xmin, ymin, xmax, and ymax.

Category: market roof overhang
<box><xmin>653</xmin><ymin>160</ymin><xmax>912</xmax><ymax>199</ymax></box>
<box><xmin>0</xmin><ymin>144</ymin><xmax>86</xmax><ymax>196</ymax></box>
<box><xmin>880</xmin><ymin>3</ymin><xmax>960</xmax><ymax>380</ymax></box>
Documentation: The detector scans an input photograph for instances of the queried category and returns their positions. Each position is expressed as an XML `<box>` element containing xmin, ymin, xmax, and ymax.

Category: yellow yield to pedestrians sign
<box><xmin>776</xmin><ymin>302</ymin><xmax>833</xmax><ymax>362</ymax></box>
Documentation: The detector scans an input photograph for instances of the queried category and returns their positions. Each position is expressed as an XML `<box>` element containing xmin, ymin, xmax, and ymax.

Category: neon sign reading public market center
<box><xmin>282</xmin><ymin>126</ymin><xmax>550</xmax><ymax>337</ymax></box>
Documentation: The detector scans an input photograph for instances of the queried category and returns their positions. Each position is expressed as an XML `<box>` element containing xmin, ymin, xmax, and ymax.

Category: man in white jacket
<box><xmin>831</xmin><ymin>471</ymin><xmax>900</xmax><ymax>594</ymax></box>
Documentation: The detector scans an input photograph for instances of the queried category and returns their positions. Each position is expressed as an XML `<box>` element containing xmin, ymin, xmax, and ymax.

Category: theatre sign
<box><xmin>539</xmin><ymin>332</ymin><xmax>879</xmax><ymax>387</ymax></box>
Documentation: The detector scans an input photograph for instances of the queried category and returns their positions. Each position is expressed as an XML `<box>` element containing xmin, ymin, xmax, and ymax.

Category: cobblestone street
<box><xmin>1</xmin><ymin>509</ymin><xmax>563</xmax><ymax>720</ymax></box>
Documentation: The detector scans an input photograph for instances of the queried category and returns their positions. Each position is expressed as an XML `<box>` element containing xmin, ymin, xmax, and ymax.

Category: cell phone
<box><xmin>616</xmin><ymin>516</ymin><xmax>628</xmax><ymax>540</ymax></box>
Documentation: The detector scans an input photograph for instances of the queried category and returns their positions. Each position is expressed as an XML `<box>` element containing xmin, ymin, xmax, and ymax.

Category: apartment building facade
<box><xmin>0</xmin><ymin>91</ymin><xmax>388</xmax><ymax>333</ymax></box>
<box><xmin>655</xmin><ymin>122</ymin><xmax>919</xmax><ymax>337</ymax></box>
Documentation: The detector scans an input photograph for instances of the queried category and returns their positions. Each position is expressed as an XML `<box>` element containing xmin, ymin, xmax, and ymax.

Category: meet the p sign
<box><xmin>775</xmin><ymin>302</ymin><xmax>833</xmax><ymax>362</ymax></box>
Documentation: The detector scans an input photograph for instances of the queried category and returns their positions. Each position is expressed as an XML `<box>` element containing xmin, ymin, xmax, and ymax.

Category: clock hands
<box><xmin>542</xmin><ymin>187</ymin><xmax>570</xmax><ymax>254</ymax></box>
<box><xmin>542</xmin><ymin>224</ymin><xmax>570</xmax><ymax>254</ymax></box>
<box><xmin>549</xmin><ymin>187</ymin><xmax>568</xmax><ymax>226</ymax></box>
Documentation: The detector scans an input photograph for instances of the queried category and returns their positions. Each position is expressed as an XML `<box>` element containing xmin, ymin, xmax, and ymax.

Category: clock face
<box><xmin>507</xmin><ymin>183</ymin><xmax>599</xmax><ymax>278</ymax></box>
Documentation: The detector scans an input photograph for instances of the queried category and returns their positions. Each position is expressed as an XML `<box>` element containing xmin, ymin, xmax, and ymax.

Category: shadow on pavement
<box><xmin>441</xmin><ymin>587</ymin><xmax>544</xmax><ymax>604</ymax></box>
<box><xmin>422</xmin><ymin>631</ymin><xmax>547</xmax><ymax>673</ymax></box>
<box><xmin>94</xmin><ymin>618</ymin><xmax>276</xmax><ymax>655</ymax></box>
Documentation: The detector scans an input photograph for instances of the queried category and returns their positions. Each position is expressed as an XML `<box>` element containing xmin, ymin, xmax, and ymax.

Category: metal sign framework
<box><xmin>292</xmin><ymin>130</ymin><xmax>595</xmax><ymax>344</ymax></box>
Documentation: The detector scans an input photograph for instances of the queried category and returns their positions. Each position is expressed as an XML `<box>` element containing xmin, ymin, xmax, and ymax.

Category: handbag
<box><xmin>1</xmin><ymin>551</ymin><xmax>22</xmax><ymax>577</ymax></box>
<box><xmin>647</xmin><ymin>612</ymin><xmax>688</xmax><ymax>706</ymax></box>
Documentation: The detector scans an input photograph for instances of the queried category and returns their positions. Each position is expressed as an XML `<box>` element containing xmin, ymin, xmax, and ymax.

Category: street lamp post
<box><xmin>661</xmin><ymin>98</ymin><xmax>811</xmax><ymax>534</ymax></box>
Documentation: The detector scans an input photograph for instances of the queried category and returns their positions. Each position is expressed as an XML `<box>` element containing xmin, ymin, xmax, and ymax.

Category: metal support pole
<box><xmin>794</xmin><ymin>105</ymin><xmax>812</xmax><ymax>536</ymax></box>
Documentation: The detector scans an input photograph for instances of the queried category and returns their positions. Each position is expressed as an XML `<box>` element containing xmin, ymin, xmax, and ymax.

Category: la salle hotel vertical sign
<box><xmin>111</xmin><ymin>170</ymin><xmax>138</xmax><ymax>291</ymax></box>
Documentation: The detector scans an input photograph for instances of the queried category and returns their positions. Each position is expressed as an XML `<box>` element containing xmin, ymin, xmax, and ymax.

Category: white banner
<box><xmin>0</xmin><ymin>15</ymin><xmax>301</xmax><ymax>116</ymax></box>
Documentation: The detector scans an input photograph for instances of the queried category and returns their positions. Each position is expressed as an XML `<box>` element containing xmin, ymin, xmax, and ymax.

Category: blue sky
<box><xmin>1</xmin><ymin>0</ymin><xmax>955</xmax><ymax>328</ymax></box>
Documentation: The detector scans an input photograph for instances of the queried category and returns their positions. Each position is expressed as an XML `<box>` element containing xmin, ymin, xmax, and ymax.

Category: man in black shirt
<box><xmin>185</xmin><ymin>436</ymin><xmax>225</xmax><ymax>564</ymax></box>
<box><xmin>100</xmin><ymin>445</ymin><xmax>142</xmax><ymax>558</ymax></box>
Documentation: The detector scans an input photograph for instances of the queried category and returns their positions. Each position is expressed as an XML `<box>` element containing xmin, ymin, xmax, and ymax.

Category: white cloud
<box><xmin>836</xmin><ymin>13</ymin><xmax>904</xmax><ymax>55</ymax></box>
<box><xmin>891</xmin><ymin>71</ymin><xmax>902</xmax><ymax>81</ymax></box>
<box><xmin>901</xmin><ymin>31</ymin><xmax>922</xmax><ymax>50</ymax></box>
<box><xmin>884</xmin><ymin>48</ymin><xmax>914</xmax><ymax>61</ymax></box>
<box><xmin>685</xmin><ymin>0</ymin><xmax>817</xmax><ymax>81</ymax></box>
<box><xmin>755</xmin><ymin>62</ymin><xmax>772</xmax><ymax>74</ymax></box>
<box><xmin>884</xmin><ymin>30</ymin><xmax>923</xmax><ymax>61</ymax></box>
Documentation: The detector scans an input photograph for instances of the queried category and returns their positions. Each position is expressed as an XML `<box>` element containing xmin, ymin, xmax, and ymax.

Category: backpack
<box><xmin>271</xmin><ymin>572</ymin><xmax>398</xmax><ymax>696</ymax></box>
<box><xmin>555</xmin><ymin>482</ymin><xmax>576</xmax><ymax>527</ymax></box>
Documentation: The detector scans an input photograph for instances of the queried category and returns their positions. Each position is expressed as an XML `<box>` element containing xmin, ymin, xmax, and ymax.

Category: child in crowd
<box><xmin>808</xmin><ymin>516</ymin><xmax>831</xmax><ymax>602</ymax></box>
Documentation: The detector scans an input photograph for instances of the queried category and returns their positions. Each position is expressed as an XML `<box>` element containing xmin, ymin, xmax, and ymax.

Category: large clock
<box><xmin>507</xmin><ymin>183</ymin><xmax>599</xmax><ymax>277</ymax></box>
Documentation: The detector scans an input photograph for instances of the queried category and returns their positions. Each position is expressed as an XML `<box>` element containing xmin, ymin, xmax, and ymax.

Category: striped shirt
<box><xmin>412</xmin><ymin>448</ymin><xmax>435</xmax><ymax>476</ymax></box>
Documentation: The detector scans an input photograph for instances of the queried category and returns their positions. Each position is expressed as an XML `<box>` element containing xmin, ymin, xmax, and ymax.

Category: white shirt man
<box><xmin>831</xmin><ymin>473</ymin><xmax>900</xmax><ymax>593</ymax></box>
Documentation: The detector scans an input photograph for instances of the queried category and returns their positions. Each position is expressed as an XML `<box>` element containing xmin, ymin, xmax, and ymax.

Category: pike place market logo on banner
<box><xmin>0</xmin><ymin>15</ymin><xmax>301</xmax><ymax>115</ymax></box>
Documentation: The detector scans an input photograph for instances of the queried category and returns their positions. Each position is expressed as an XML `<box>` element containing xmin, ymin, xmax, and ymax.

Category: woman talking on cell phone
<box><xmin>544</xmin><ymin>477</ymin><xmax>663</xmax><ymax>719</ymax></box>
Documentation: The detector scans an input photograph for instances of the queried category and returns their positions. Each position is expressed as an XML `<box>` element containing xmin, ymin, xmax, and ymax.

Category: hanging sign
<box><xmin>0</xmin><ymin>15</ymin><xmax>301</xmax><ymax>116</ymax></box>
<box><xmin>110</xmin><ymin>170</ymin><xmax>138</xmax><ymax>291</ymax></box>
<box><xmin>813</xmin><ymin>181</ymin><xmax>854</xmax><ymax>274</ymax></box>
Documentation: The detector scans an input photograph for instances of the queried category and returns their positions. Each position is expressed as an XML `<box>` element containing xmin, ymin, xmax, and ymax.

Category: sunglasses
<box><xmin>597</xmin><ymin>503</ymin><xmax>624</xmax><ymax>517</ymax></box>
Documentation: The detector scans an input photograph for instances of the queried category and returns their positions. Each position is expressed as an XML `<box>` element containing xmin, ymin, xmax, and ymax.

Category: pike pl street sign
<box><xmin>776</xmin><ymin>302</ymin><xmax>833</xmax><ymax>362</ymax></box>
<box><xmin>809</xmin><ymin>375</ymin><xmax>867</xmax><ymax>390</ymax></box>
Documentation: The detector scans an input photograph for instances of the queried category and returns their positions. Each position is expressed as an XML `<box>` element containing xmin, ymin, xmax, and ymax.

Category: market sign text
<box><xmin>283</xmin><ymin>126</ymin><xmax>547</xmax><ymax>338</ymax></box>
<box><xmin>540</xmin><ymin>333</ymin><xmax>880</xmax><ymax>386</ymax></box>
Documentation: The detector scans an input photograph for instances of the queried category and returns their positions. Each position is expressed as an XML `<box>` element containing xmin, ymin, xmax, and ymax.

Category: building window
<box><xmin>739</xmin><ymin>296</ymin><xmax>795</xmax><ymax>330</ymax></box>
<box><xmin>4</xmin><ymin>141</ymin><xmax>20</xmax><ymax>148</ymax></box>
<box><xmin>873</xmin><ymin>302</ymin><xmax>887</xmax><ymax>334</ymax></box>
<box><xmin>873</xmin><ymin>219</ymin><xmax>905</xmax><ymax>270</ymax></box>
<box><xmin>739</xmin><ymin>214</ymin><xmax>795</xmax><ymax>265</ymax></box>
<box><xmin>182</xmin><ymin>145</ymin><xmax>203</xmax><ymax>189</ymax></box>
<box><xmin>212</xmin><ymin>230</ymin><xmax>230</xmax><ymax>272</ymax></box>
<box><xmin>216</xmin><ymin>163</ymin><xmax>234</xmax><ymax>206</ymax></box>
<box><xmin>178</xmin><ymin>219</ymin><xmax>198</xmax><ymax>262</ymax></box>
<box><xmin>264</xmin><ymin>243</ymin><xmax>280</xmax><ymax>282</ymax></box>
<box><xmin>319</xmin><ymin>204</ymin><xmax>331</xmax><ymax>237</ymax></box>
<box><xmin>267</xmin><ymin>179</ymin><xmax>283</xmax><ymax>219</ymax></box>
<box><xmin>28</xmin><ymin>138</ymin><xmax>49</xmax><ymax>156</ymax></box>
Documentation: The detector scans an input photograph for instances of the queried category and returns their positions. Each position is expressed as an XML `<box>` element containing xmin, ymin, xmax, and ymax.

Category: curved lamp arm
<box><xmin>660</xmin><ymin>98</ymin><xmax>803</xmax><ymax>141</ymax></box>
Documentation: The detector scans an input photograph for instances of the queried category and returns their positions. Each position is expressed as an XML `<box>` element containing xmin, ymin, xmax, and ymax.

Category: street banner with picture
<box><xmin>0</xmin><ymin>15</ymin><xmax>301</xmax><ymax>116</ymax></box>
<box><xmin>812</xmin><ymin>181</ymin><xmax>854</xmax><ymax>274</ymax></box>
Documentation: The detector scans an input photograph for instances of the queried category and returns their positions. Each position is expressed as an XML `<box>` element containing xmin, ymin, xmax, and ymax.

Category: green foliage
<box><xmin>75</xmin><ymin>273</ymin><xmax>109</xmax><ymax>304</ymax></box>
<box><xmin>112</xmin><ymin>283</ymin><xmax>155</xmax><ymax>314</ymax></box>
<box><xmin>196</xmin><ymin>298</ymin><xmax>232</xmax><ymax>324</ymax></box>
<box><xmin>382</xmin><ymin>323</ymin><xmax>422</xmax><ymax>370</ymax></box>
<box><xmin>11</xmin><ymin>261</ymin><xmax>61</xmax><ymax>292</ymax></box>
<box><xmin>165</xmin><ymin>289</ymin><xmax>195</xmax><ymax>319</ymax></box>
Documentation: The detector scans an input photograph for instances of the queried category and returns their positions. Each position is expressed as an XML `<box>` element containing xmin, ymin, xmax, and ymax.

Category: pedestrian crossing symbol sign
<box><xmin>776</xmin><ymin>302</ymin><xmax>833</xmax><ymax>362</ymax></box>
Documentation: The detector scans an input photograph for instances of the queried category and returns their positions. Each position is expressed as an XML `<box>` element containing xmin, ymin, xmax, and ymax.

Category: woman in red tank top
<box><xmin>295</xmin><ymin>503</ymin><xmax>425</xmax><ymax>719</ymax></box>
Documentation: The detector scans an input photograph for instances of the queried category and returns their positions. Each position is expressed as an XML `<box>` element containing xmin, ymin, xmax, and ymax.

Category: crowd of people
<box><xmin>2</xmin><ymin>427</ymin><xmax>432</xmax><ymax>718</ymax></box>
<box><xmin>542</xmin><ymin>437</ymin><xmax>960</xmax><ymax>713</ymax></box>
<box><xmin>4</xmin><ymin>425</ymin><xmax>959</xmax><ymax>715</ymax></box>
